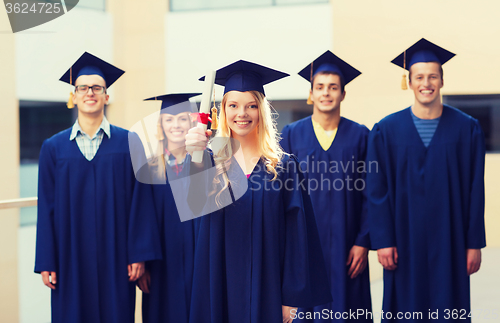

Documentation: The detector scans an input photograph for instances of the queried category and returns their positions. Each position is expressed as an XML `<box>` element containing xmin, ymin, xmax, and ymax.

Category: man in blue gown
<box><xmin>367</xmin><ymin>39</ymin><xmax>486</xmax><ymax>322</ymax></box>
<box><xmin>34</xmin><ymin>52</ymin><xmax>161</xmax><ymax>323</ymax></box>
<box><xmin>281</xmin><ymin>51</ymin><xmax>372</xmax><ymax>322</ymax></box>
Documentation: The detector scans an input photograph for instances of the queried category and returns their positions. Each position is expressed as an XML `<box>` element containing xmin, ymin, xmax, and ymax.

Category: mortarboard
<box><xmin>199</xmin><ymin>60</ymin><xmax>289</xmax><ymax>95</ymax></box>
<box><xmin>60</xmin><ymin>52</ymin><xmax>125</xmax><ymax>88</ymax></box>
<box><xmin>298</xmin><ymin>50</ymin><xmax>361</xmax><ymax>85</ymax></box>
<box><xmin>297</xmin><ymin>50</ymin><xmax>361</xmax><ymax>104</ymax></box>
<box><xmin>391</xmin><ymin>38</ymin><xmax>455</xmax><ymax>90</ymax></box>
<box><xmin>144</xmin><ymin>93</ymin><xmax>201</xmax><ymax>141</ymax></box>
<box><xmin>144</xmin><ymin>93</ymin><xmax>201</xmax><ymax>115</ymax></box>
<box><xmin>60</xmin><ymin>52</ymin><xmax>125</xmax><ymax>108</ymax></box>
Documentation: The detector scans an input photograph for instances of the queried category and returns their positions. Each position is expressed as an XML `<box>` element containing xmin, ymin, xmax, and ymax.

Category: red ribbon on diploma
<box><xmin>192</xmin><ymin>112</ymin><xmax>212</xmax><ymax>125</ymax></box>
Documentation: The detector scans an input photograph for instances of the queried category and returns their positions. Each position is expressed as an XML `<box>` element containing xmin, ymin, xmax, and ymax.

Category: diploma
<box><xmin>192</xmin><ymin>70</ymin><xmax>216</xmax><ymax>163</ymax></box>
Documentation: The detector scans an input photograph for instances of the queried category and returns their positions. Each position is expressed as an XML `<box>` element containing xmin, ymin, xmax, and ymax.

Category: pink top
<box><xmin>246</xmin><ymin>174</ymin><xmax>251</xmax><ymax>179</ymax></box>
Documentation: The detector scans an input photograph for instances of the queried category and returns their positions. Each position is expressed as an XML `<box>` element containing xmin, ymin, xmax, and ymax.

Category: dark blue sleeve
<box><xmin>280</xmin><ymin>125</ymin><xmax>292</xmax><ymax>154</ymax></box>
<box><xmin>466</xmin><ymin>120</ymin><xmax>486</xmax><ymax>249</ymax></box>
<box><xmin>281</xmin><ymin>156</ymin><xmax>332</xmax><ymax>307</ymax></box>
<box><xmin>128</xmin><ymin>131</ymin><xmax>154</xmax><ymax>184</ymax></box>
<box><xmin>186</xmin><ymin>150</ymin><xmax>215</xmax><ymax>216</ymax></box>
<box><xmin>354</xmin><ymin>127</ymin><xmax>371</xmax><ymax>249</ymax></box>
<box><xmin>128</xmin><ymin>180</ymin><xmax>163</xmax><ymax>264</ymax></box>
<box><xmin>34</xmin><ymin>140</ymin><xmax>57</xmax><ymax>273</ymax></box>
<box><xmin>367</xmin><ymin>123</ymin><xmax>396</xmax><ymax>250</ymax></box>
<box><xmin>128</xmin><ymin>133</ymin><xmax>163</xmax><ymax>264</ymax></box>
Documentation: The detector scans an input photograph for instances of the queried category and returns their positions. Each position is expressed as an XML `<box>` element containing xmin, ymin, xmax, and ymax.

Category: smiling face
<box><xmin>72</xmin><ymin>74</ymin><xmax>109</xmax><ymax>117</ymax></box>
<box><xmin>161</xmin><ymin>112</ymin><xmax>192</xmax><ymax>146</ymax></box>
<box><xmin>310</xmin><ymin>73</ymin><xmax>346</xmax><ymax>114</ymax></box>
<box><xmin>409</xmin><ymin>62</ymin><xmax>444</xmax><ymax>107</ymax></box>
<box><xmin>224</xmin><ymin>91</ymin><xmax>260</xmax><ymax>139</ymax></box>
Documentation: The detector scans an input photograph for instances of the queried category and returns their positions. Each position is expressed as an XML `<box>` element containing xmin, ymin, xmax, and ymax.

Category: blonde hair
<box><xmin>210</xmin><ymin>91</ymin><xmax>283</xmax><ymax>204</ymax></box>
<box><xmin>150</xmin><ymin>112</ymin><xmax>193</xmax><ymax>180</ymax></box>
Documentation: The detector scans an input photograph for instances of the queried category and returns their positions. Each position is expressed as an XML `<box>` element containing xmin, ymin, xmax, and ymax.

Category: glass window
<box><xmin>20</xmin><ymin>163</ymin><xmax>38</xmax><ymax>226</ymax></box>
<box><xmin>171</xmin><ymin>0</ymin><xmax>270</xmax><ymax>11</ymax></box>
<box><xmin>443</xmin><ymin>94</ymin><xmax>500</xmax><ymax>152</ymax></box>
<box><xmin>170</xmin><ymin>0</ymin><xmax>328</xmax><ymax>11</ymax></box>
<box><xmin>41</xmin><ymin>0</ymin><xmax>105</xmax><ymax>11</ymax></box>
<box><xmin>20</xmin><ymin>100</ymin><xmax>76</xmax><ymax>226</ymax></box>
<box><xmin>49</xmin><ymin>0</ymin><xmax>106</xmax><ymax>11</ymax></box>
<box><xmin>76</xmin><ymin>0</ymin><xmax>105</xmax><ymax>11</ymax></box>
<box><xmin>20</xmin><ymin>100</ymin><xmax>76</xmax><ymax>162</ymax></box>
<box><xmin>275</xmin><ymin>0</ymin><xmax>328</xmax><ymax>5</ymax></box>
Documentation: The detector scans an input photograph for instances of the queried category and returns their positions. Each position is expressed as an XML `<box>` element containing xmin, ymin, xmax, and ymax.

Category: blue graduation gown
<box><xmin>281</xmin><ymin>117</ymin><xmax>372</xmax><ymax>322</ymax></box>
<box><xmin>188</xmin><ymin>154</ymin><xmax>332</xmax><ymax>323</ymax></box>
<box><xmin>142</xmin><ymin>164</ymin><xmax>199</xmax><ymax>323</ymax></box>
<box><xmin>35</xmin><ymin>126</ymin><xmax>162</xmax><ymax>323</ymax></box>
<box><xmin>367</xmin><ymin>105</ymin><xmax>486</xmax><ymax>323</ymax></box>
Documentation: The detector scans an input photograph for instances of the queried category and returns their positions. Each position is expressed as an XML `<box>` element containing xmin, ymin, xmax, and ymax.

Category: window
<box><xmin>271</xmin><ymin>99</ymin><xmax>311</xmax><ymax>131</ymax></box>
<box><xmin>52</xmin><ymin>0</ymin><xmax>106</xmax><ymax>11</ymax></box>
<box><xmin>76</xmin><ymin>0</ymin><xmax>105</xmax><ymax>11</ymax></box>
<box><xmin>20</xmin><ymin>101</ymin><xmax>75</xmax><ymax>226</ymax></box>
<box><xmin>443</xmin><ymin>94</ymin><xmax>500</xmax><ymax>152</ymax></box>
<box><xmin>170</xmin><ymin>0</ymin><xmax>328</xmax><ymax>11</ymax></box>
<box><xmin>20</xmin><ymin>100</ymin><xmax>76</xmax><ymax>163</ymax></box>
<box><xmin>275</xmin><ymin>0</ymin><xmax>327</xmax><ymax>4</ymax></box>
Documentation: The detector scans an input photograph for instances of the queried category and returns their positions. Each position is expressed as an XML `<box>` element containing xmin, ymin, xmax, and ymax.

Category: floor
<box><xmin>18</xmin><ymin>225</ymin><xmax>500</xmax><ymax>323</ymax></box>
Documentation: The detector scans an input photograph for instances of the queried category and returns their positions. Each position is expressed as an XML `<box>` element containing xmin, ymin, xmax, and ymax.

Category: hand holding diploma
<box><xmin>185</xmin><ymin>127</ymin><xmax>212</xmax><ymax>156</ymax></box>
<box><xmin>191</xmin><ymin>70</ymin><xmax>216</xmax><ymax>163</ymax></box>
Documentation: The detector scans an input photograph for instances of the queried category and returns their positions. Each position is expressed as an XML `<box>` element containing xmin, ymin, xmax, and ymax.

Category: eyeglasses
<box><xmin>75</xmin><ymin>85</ymin><xmax>106</xmax><ymax>95</ymax></box>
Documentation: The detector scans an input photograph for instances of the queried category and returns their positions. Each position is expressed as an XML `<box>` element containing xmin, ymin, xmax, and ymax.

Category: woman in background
<box><xmin>138</xmin><ymin>93</ymin><xmax>201</xmax><ymax>323</ymax></box>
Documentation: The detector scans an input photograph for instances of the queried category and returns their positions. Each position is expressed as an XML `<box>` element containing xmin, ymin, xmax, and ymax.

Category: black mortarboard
<box><xmin>144</xmin><ymin>93</ymin><xmax>201</xmax><ymax>115</ymax></box>
<box><xmin>199</xmin><ymin>60</ymin><xmax>289</xmax><ymax>95</ymax></box>
<box><xmin>391</xmin><ymin>38</ymin><xmax>455</xmax><ymax>90</ymax></box>
<box><xmin>298</xmin><ymin>50</ymin><xmax>361</xmax><ymax>85</ymax></box>
<box><xmin>59</xmin><ymin>52</ymin><xmax>125</xmax><ymax>87</ymax></box>
<box><xmin>391</xmin><ymin>38</ymin><xmax>456</xmax><ymax>71</ymax></box>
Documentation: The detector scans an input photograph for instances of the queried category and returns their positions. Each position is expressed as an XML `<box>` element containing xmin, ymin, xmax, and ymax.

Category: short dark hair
<box><xmin>409</xmin><ymin>63</ymin><xmax>443</xmax><ymax>83</ymax></box>
<box><xmin>311</xmin><ymin>71</ymin><xmax>345</xmax><ymax>93</ymax></box>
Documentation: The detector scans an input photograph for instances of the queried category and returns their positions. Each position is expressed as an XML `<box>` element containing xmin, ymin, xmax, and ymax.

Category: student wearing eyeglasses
<box><xmin>34</xmin><ymin>52</ymin><xmax>161</xmax><ymax>323</ymax></box>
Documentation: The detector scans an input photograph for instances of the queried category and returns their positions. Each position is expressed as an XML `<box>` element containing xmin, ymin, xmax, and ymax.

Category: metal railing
<box><xmin>0</xmin><ymin>197</ymin><xmax>37</xmax><ymax>210</ymax></box>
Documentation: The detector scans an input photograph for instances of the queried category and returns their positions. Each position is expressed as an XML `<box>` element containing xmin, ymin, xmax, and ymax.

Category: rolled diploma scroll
<box><xmin>192</xmin><ymin>70</ymin><xmax>216</xmax><ymax>163</ymax></box>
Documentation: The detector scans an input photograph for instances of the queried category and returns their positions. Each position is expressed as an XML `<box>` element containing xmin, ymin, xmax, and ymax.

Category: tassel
<box><xmin>401</xmin><ymin>74</ymin><xmax>408</xmax><ymax>90</ymax></box>
<box><xmin>67</xmin><ymin>67</ymin><xmax>75</xmax><ymax>108</ymax></box>
<box><xmin>67</xmin><ymin>92</ymin><xmax>75</xmax><ymax>109</ymax></box>
<box><xmin>306</xmin><ymin>93</ymin><xmax>313</xmax><ymax>105</ymax></box>
<box><xmin>401</xmin><ymin>50</ymin><xmax>408</xmax><ymax>90</ymax></box>
<box><xmin>210</xmin><ymin>106</ymin><xmax>218</xmax><ymax>130</ymax></box>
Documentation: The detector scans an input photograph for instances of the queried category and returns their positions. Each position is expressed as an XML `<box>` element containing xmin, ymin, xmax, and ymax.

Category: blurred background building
<box><xmin>1</xmin><ymin>0</ymin><xmax>499</xmax><ymax>322</ymax></box>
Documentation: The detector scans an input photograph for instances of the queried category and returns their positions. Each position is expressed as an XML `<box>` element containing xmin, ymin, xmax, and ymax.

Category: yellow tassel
<box><xmin>401</xmin><ymin>74</ymin><xmax>408</xmax><ymax>90</ymax></box>
<box><xmin>67</xmin><ymin>92</ymin><xmax>75</xmax><ymax>109</ymax></box>
<box><xmin>211</xmin><ymin>107</ymin><xmax>218</xmax><ymax>130</ymax></box>
<box><xmin>306</xmin><ymin>93</ymin><xmax>313</xmax><ymax>105</ymax></box>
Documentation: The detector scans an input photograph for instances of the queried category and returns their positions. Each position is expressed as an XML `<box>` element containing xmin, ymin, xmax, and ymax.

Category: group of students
<box><xmin>35</xmin><ymin>37</ymin><xmax>485</xmax><ymax>323</ymax></box>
